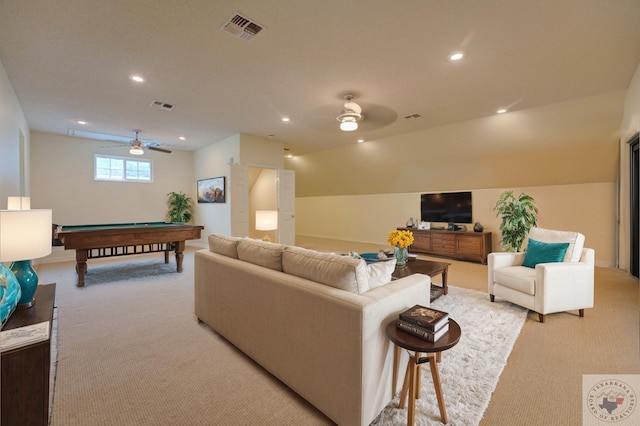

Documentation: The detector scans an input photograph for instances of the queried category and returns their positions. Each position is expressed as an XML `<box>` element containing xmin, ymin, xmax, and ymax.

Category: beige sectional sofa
<box><xmin>194</xmin><ymin>234</ymin><xmax>431</xmax><ymax>426</ymax></box>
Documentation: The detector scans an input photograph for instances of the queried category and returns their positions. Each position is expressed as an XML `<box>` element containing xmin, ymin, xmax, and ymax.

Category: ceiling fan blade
<box><xmin>147</xmin><ymin>146</ymin><xmax>172</xmax><ymax>154</ymax></box>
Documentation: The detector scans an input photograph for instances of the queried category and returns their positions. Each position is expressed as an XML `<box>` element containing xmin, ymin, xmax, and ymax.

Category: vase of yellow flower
<box><xmin>387</xmin><ymin>229</ymin><xmax>414</xmax><ymax>267</ymax></box>
<box><xmin>394</xmin><ymin>246</ymin><xmax>408</xmax><ymax>266</ymax></box>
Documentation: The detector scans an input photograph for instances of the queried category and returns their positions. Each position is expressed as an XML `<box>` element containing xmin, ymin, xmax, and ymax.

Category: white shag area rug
<box><xmin>372</xmin><ymin>286</ymin><xmax>527</xmax><ymax>426</ymax></box>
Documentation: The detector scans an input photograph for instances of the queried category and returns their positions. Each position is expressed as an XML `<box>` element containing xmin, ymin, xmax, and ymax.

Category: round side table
<box><xmin>386</xmin><ymin>318</ymin><xmax>461</xmax><ymax>425</ymax></box>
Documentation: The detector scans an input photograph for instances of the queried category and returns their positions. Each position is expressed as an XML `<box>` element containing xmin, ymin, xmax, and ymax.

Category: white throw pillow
<box><xmin>367</xmin><ymin>259</ymin><xmax>397</xmax><ymax>289</ymax></box>
<box><xmin>528</xmin><ymin>227</ymin><xmax>585</xmax><ymax>262</ymax></box>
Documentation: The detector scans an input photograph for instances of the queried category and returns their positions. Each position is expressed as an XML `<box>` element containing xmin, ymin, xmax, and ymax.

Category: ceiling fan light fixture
<box><xmin>129</xmin><ymin>147</ymin><xmax>144</xmax><ymax>155</ymax></box>
<box><xmin>339</xmin><ymin>119</ymin><xmax>358</xmax><ymax>131</ymax></box>
<box><xmin>337</xmin><ymin>93</ymin><xmax>363</xmax><ymax>131</ymax></box>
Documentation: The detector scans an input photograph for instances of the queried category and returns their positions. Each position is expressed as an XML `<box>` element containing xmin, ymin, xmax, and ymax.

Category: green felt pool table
<box><xmin>55</xmin><ymin>222</ymin><xmax>204</xmax><ymax>287</ymax></box>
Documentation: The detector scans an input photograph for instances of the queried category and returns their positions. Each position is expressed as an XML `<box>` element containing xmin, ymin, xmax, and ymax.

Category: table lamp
<box><xmin>0</xmin><ymin>208</ymin><xmax>52</xmax><ymax>309</ymax></box>
<box><xmin>255</xmin><ymin>210</ymin><xmax>278</xmax><ymax>242</ymax></box>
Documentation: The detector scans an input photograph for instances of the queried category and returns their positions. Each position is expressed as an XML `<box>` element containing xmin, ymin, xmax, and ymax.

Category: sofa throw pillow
<box><xmin>528</xmin><ymin>227</ymin><xmax>585</xmax><ymax>262</ymax></box>
<box><xmin>367</xmin><ymin>259</ymin><xmax>397</xmax><ymax>289</ymax></box>
<box><xmin>208</xmin><ymin>234</ymin><xmax>242</xmax><ymax>258</ymax></box>
<box><xmin>237</xmin><ymin>238</ymin><xmax>284</xmax><ymax>271</ymax></box>
<box><xmin>522</xmin><ymin>238</ymin><xmax>570</xmax><ymax>268</ymax></box>
<box><xmin>282</xmin><ymin>246</ymin><xmax>370</xmax><ymax>294</ymax></box>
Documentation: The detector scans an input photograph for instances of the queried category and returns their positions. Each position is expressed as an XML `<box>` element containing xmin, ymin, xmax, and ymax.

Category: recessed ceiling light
<box><xmin>281</xmin><ymin>117</ymin><xmax>290</xmax><ymax>122</ymax></box>
<box><xmin>497</xmin><ymin>108</ymin><xmax>507</xmax><ymax>114</ymax></box>
<box><xmin>449</xmin><ymin>52</ymin><xmax>464</xmax><ymax>61</ymax></box>
<box><xmin>129</xmin><ymin>74</ymin><xmax>145</xmax><ymax>83</ymax></box>
<box><xmin>178</xmin><ymin>136</ymin><xmax>186</xmax><ymax>141</ymax></box>
<box><xmin>76</xmin><ymin>120</ymin><xmax>87</xmax><ymax>125</ymax></box>
<box><xmin>357</xmin><ymin>139</ymin><xmax>365</xmax><ymax>143</ymax></box>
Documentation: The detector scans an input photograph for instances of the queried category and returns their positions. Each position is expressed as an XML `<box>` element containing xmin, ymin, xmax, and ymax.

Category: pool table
<box><xmin>55</xmin><ymin>222</ymin><xmax>204</xmax><ymax>287</ymax></box>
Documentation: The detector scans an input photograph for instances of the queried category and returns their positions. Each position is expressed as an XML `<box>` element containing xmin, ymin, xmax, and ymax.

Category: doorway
<box><xmin>248</xmin><ymin>167</ymin><xmax>277</xmax><ymax>241</ymax></box>
<box><xmin>230</xmin><ymin>164</ymin><xmax>295</xmax><ymax>244</ymax></box>
<box><xmin>631</xmin><ymin>134</ymin><xmax>639</xmax><ymax>278</ymax></box>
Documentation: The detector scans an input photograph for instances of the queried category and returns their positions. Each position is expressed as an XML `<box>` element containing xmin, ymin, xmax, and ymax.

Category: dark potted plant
<box><xmin>167</xmin><ymin>191</ymin><xmax>193</xmax><ymax>223</ymax></box>
<box><xmin>493</xmin><ymin>190</ymin><xmax>538</xmax><ymax>252</ymax></box>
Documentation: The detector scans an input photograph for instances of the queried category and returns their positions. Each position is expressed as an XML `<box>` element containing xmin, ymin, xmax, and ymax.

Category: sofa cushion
<box><xmin>237</xmin><ymin>238</ymin><xmax>284</xmax><ymax>271</ymax></box>
<box><xmin>494</xmin><ymin>266</ymin><xmax>536</xmax><ymax>295</ymax></box>
<box><xmin>522</xmin><ymin>238</ymin><xmax>570</xmax><ymax>268</ymax></box>
<box><xmin>367</xmin><ymin>259</ymin><xmax>397</xmax><ymax>289</ymax></box>
<box><xmin>282</xmin><ymin>246</ymin><xmax>370</xmax><ymax>294</ymax></box>
<box><xmin>528</xmin><ymin>227</ymin><xmax>585</xmax><ymax>262</ymax></box>
<box><xmin>208</xmin><ymin>234</ymin><xmax>242</xmax><ymax>258</ymax></box>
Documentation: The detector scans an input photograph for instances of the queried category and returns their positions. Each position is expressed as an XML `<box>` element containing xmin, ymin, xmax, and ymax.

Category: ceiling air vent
<box><xmin>220</xmin><ymin>11</ymin><xmax>264</xmax><ymax>42</ymax></box>
<box><xmin>149</xmin><ymin>100</ymin><xmax>174</xmax><ymax>110</ymax></box>
<box><xmin>404</xmin><ymin>113</ymin><xmax>422</xmax><ymax>120</ymax></box>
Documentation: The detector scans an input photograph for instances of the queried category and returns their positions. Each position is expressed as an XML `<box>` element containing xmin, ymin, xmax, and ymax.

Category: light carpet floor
<box><xmin>41</xmin><ymin>253</ymin><xmax>330</xmax><ymax>426</ymax></box>
<box><xmin>39</xmin><ymin>250</ymin><xmax>526</xmax><ymax>425</ymax></box>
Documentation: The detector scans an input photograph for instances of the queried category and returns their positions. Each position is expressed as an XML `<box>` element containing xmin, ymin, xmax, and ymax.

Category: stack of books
<box><xmin>396</xmin><ymin>304</ymin><xmax>449</xmax><ymax>343</ymax></box>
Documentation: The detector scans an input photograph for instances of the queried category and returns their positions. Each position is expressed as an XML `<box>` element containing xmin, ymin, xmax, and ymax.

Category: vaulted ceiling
<box><xmin>1</xmin><ymin>0</ymin><xmax>639</xmax><ymax>156</ymax></box>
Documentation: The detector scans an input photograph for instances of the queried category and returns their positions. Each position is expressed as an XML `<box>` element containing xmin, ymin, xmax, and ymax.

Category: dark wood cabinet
<box><xmin>1</xmin><ymin>284</ymin><xmax>56</xmax><ymax>426</ymax></box>
<box><xmin>399</xmin><ymin>228</ymin><xmax>492</xmax><ymax>263</ymax></box>
<box><xmin>431</xmin><ymin>232</ymin><xmax>456</xmax><ymax>256</ymax></box>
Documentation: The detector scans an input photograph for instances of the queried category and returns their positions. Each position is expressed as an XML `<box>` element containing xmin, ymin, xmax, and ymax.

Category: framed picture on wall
<box><xmin>197</xmin><ymin>176</ymin><xmax>226</xmax><ymax>203</ymax></box>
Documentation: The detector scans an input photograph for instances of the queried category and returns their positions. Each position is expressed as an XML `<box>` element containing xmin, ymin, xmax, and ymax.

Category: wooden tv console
<box><xmin>398</xmin><ymin>228</ymin><xmax>492</xmax><ymax>264</ymax></box>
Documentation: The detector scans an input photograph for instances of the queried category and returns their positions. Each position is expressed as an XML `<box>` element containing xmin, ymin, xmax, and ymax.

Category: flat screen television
<box><xmin>420</xmin><ymin>191</ymin><xmax>472</xmax><ymax>224</ymax></box>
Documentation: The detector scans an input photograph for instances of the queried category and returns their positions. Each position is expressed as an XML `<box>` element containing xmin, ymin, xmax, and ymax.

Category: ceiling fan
<box><xmin>128</xmin><ymin>130</ymin><xmax>172</xmax><ymax>155</ymax></box>
<box><xmin>301</xmin><ymin>92</ymin><xmax>397</xmax><ymax>134</ymax></box>
<box><xmin>336</xmin><ymin>94</ymin><xmax>363</xmax><ymax>131</ymax></box>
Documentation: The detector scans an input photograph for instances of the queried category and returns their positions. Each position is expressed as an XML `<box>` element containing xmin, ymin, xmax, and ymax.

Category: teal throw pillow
<box><xmin>522</xmin><ymin>238</ymin><xmax>570</xmax><ymax>268</ymax></box>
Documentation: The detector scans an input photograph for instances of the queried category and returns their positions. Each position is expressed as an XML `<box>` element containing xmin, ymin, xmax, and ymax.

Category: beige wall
<box><xmin>240</xmin><ymin>134</ymin><xmax>284</xmax><ymax>169</ymax></box>
<box><xmin>618</xmin><ymin>62</ymin><xmax>640</xmax><ymax>272</ymax></box>
<box><xmin>193</xmin><ymin>133</ymin><xmax>239</xmax><ymax>242</ymax></box>
<box><xmin>289</xmin><ymin>92</ymin><xmax>625</xmax><ymax>268</ymax></box>
<box><xmin>0</xmin><ymin>59</ymin><xmax>30</xmax><ymax>203</ymax></box>
<box><xmin>30</xmin><ymin>132</ymin><xmax>194</xmax><ymax>226</ymax></box>
<box><xmin>296</xmin><ymin>183</ymin><xmax>615</xmax><ymax>267</ymax></box>
<box><xmin>192</xmin><ymin>133</ymin><xmax>284</xmax><ymax>243</ymax></box>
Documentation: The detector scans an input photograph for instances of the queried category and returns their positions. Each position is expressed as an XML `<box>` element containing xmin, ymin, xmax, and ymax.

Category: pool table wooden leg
<box><xmin>174</xmin><ymin>241</ymin><xmax>185</xmax><ymax>272</ymax></box>
<box><xmin>75</xmin><ymin>249</ymin><xmax>88</xmax><ymax>287</ymax></box>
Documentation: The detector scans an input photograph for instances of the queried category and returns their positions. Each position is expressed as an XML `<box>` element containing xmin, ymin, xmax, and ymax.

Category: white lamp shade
<box><xmin>7</xmin><ymin>196</ymin><xmax>30</xmax><ymax>210</ymax></box>
<box><xmin>0</xmin><ymin>209</ymin><xmax>52</xmax><ymax>262</ymax></box>
<box><xmin>255</xmin><ymin>210</ymin><xmax>278</xmax><ymax>231</ymax></box>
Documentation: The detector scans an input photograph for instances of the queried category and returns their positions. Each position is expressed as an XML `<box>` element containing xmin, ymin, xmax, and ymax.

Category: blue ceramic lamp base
<box><xmin>10</xmin><ymin>260</ymin><xmax>38</xmax><ymax>309</ymax></box>
<box><xmin>0</xmin><ymin>264</ymin><xmax>22</xmax><ymax>324</ymax></box>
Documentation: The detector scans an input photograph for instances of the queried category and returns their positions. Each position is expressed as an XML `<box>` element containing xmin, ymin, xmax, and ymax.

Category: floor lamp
<box><xmin>0</xmin><ymin>207</ymin><xmax>52</xmax><ymax>309</ymax></box>
<box><xmin>255</xmin><ymin>210</ymin><xmax>278</xmax><ymax>242</ymax></box>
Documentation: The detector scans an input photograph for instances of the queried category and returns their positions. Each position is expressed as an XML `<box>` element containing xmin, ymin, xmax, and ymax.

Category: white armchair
<box><xmin>488</xmin><ymin>227</ymin><xmax>595</xmax><ymax>323</ymax></box>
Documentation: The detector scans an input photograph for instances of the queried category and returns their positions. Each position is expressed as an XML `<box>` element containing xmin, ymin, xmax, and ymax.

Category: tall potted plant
<box><xmin>493</xmin><ymin>190</ymin><xmax>538</xmax><ymax>252</ymax></box>
<box><xmin>167</xmin><ymin>191</ymin><xmax>193</xmax><ymax>223</ymax></box>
